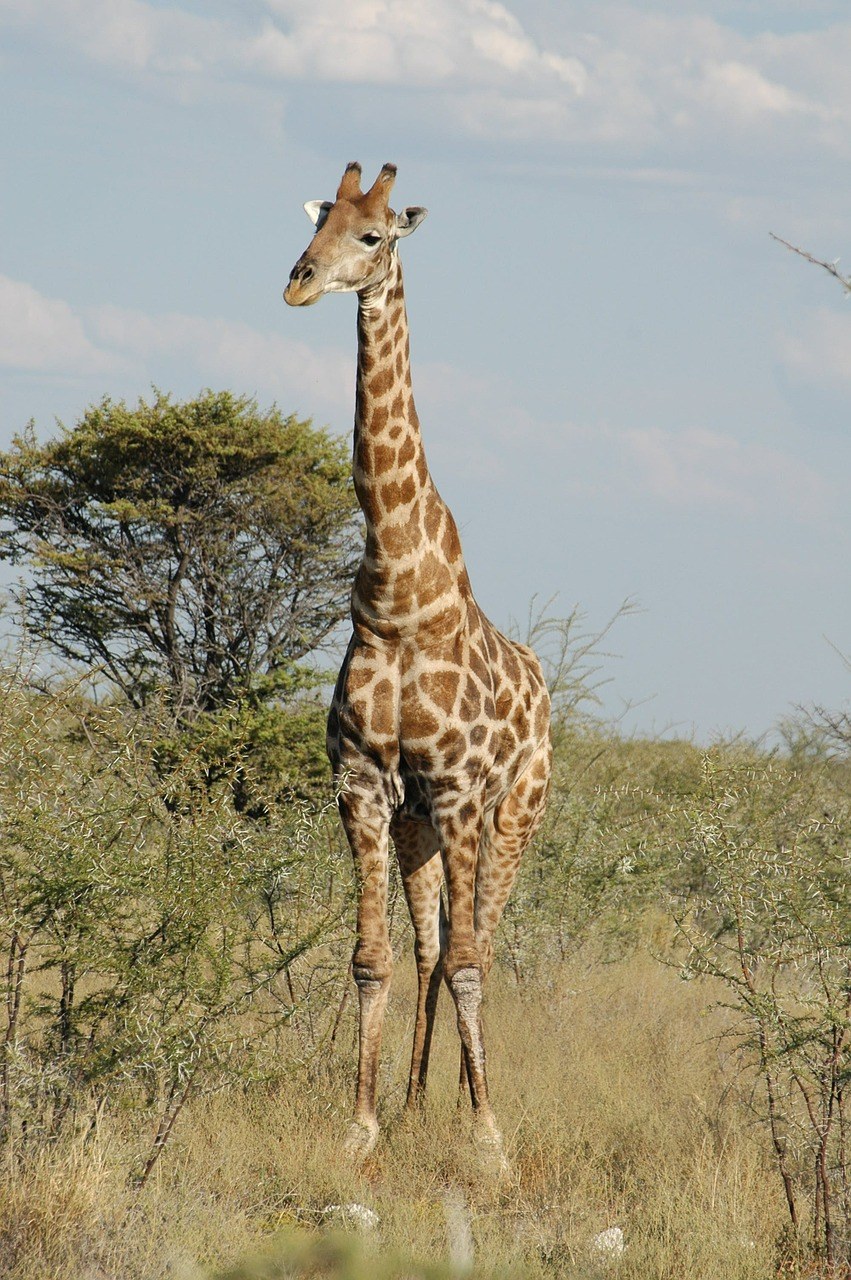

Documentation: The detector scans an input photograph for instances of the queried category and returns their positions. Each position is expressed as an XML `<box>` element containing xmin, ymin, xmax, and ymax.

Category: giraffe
<box><xmin>284</xmin><ymin>162</ymin><xmax>552</xmax><ymax>1162</ymax></box>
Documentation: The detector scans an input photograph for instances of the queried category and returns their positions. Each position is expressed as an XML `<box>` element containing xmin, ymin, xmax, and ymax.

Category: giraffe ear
<box><xmin>395</xmin><ymin>206</ymin><xmax>428</xmax><ymax>238</ymax></box>
<box><xmin>304</xmin><ymin>200</ymin><xmax>332</xmax><ymax>228</ymax></box>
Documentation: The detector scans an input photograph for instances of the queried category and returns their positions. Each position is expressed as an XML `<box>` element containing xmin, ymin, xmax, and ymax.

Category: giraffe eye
<box><xmin>360</xmin><ymin>233</ymin><xmax>381</xmax><ymax>247</ymax></box>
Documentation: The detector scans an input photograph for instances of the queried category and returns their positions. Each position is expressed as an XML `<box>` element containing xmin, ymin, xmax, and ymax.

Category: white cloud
<box><xmin>616</xmin><ymin>423</ymin><xmax>832</xmax><ymax>517</ymax></box>
<box><xmin>4</xmin><ymin>0</ymin><xmax>845</xmax><ymax>157</ymax></box>
<box><xmin>0</xmin><ymin>273</ymin><xmax>352</xmax><ymax>414</ymax></box>
<box><xmin>409</xmin><ymin>351</ymin><xmax>836</xmax><ymax>522</ymax></box>
<box><xmin>239</xmin><ymin>0</ymin><xmax>588</xmax><ymax>96</ymax></box>
<box><xmin>698</xmin><ymin>58</ymin><xmax>826</xmax><ymax>118</ymax></box>
<box><xmin>249</xmin><ymin>0</ymin><xmax>586</xmax><ymax>90</ymax></box>
<box><xmin>524</xmin><ymin>415</ymin><xmax>835</xmax><ymax>521</ymax></box>
<box><xmin>0</xmin><ymin>0</ymin><xmax>225</xmax><ymax>74</ymax></box>
<box><xmin>759</xmin><ymin>22</ymin><xmax>851</xmax><ymax>113</ymax></box>
<box><xmin>0</xmin><ymin>274</ymin><xmax>118</xmax><ymax>375</ymax></box>
<box><xmin>87</xmin><ymin>304</ymin><xmax>352</xmax><ymax>411</ymax></box>
<box><xmin>252</xmin><ymin>3</ymin><xmax>847</xmax><ymax>152</ymax></box>
<box><xmin>413</xmin><ymin>359</ymin><xmax>533</xmax><ymax>482</ymax></box>
<box><xmin>778</xmin><ymin>305</ymin><xmax>851</xmax><ymax>386</ymax></box>
<box><xmin>0</xmin><ymin>0</ymin><xmax>586</xmax><ymax>92</ymax></box>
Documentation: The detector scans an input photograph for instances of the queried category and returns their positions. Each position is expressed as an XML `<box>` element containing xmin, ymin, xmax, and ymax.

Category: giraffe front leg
<box><xmin>391</xmin><ymin>815</ymin><xmax>444</xmax><ymax>1109</ymax></box>
<box><xmin>339</xmin><ymin>786</ymin><xmax>394</xmax><ymax>1159</ymax></box>
<box><xmin>457</xmin><ymin>740</ymin><xmax>552</xmax><ymax>1156</ymax></box>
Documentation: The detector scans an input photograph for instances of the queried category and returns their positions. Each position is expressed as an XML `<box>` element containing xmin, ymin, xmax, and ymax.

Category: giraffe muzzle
<box><xmin>283</xmin><ymin>259</ymin><xmax>321</xmax><ymax>307</ymax></box>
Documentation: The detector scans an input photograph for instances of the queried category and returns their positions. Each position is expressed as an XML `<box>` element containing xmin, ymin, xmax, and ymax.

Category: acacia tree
<box><xmin>0</xmin><ymin>390</ymin><xmax>358</xmax><ymax>715</ymax></box>
<box><xmin>0</xmin><ymin>391</ymin><xmax>360</xmax><ymax>804</ymax></box>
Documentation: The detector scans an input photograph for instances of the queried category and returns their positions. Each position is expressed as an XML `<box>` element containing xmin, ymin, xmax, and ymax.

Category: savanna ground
<box><xmin>2</xmin><ymin>659</ymin><xmax>848</xmax><ymax>1280</ymax></box>
<box><xmin>1</xmin><ymin>950</ymin><xmax>780</xmax><ymax>1280</ymax></box>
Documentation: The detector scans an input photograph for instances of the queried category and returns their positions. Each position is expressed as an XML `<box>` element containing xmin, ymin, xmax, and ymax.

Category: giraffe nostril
<box><xmin>291</xmin><ymin>261</ymin><xmax>314</xmax><ymax>284</ymax></box>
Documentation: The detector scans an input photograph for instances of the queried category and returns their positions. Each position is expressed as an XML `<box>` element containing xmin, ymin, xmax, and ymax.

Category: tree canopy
<box><xmin>0</xmin><ymin>390</ymin><xmax>360</xmax><ymax>722</ymax></box>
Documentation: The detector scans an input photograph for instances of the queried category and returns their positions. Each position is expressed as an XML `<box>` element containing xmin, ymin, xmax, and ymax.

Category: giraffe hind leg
<box><xmin>434</xmin><ymin>796</ymin><xmax>509</xmax><ymax>1154</ymax></box>
<box><xmin>475</xmin><ymin>738</ymin><xmax>552</xmax><ymax>980</ymax></box>
<box><xmin>455</xmin><ymin>740</ymin><xmax>553</xmax><ymax>1106</ymax></box>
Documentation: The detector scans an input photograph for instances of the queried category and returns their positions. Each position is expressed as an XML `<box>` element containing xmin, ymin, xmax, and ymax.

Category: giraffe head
<box><xmin>284</xmin><ymin>162</ymin><xmax>428</xmax><ymax>307</ymax></box>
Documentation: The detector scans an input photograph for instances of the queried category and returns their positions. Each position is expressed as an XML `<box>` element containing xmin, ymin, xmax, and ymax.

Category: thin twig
<box><xmin>770</xmin><ymin>232</ymin><xmax>851</xmax><ymax>296</ymax></box>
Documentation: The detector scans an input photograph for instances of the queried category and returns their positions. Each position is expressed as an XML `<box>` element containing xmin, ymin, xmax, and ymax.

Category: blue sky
<box><xmin>1</xmin><ymin>0</ymin><xmax>850</xmax><ymax>740</ymax></box>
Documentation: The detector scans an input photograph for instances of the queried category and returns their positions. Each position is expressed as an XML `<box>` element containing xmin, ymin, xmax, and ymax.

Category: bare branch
<box><xmin>770</xmin><ymin>231</ymin><xmax>851</xmax><ymax>297</ymax></box>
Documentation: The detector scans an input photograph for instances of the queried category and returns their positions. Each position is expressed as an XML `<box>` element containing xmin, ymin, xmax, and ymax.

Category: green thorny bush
<box><xmin>674</xmin><ymin>748</ymin><xmax>851</xmax><ymax>1275</ymax></box>
<box><xmin>0</xmin><ymin>660</ymin><xmax>355</xmax><ymax>1184</ymax></box>
<box><xmin>497</xmin><ymin>599</ymin><xmax>680</xmax><ymax>973</ymax></box>
<box><xmin>498</xmin><ymin>731</ymin><xmax>710</xmax><ymax>975</ymax></box>
<box><xmin>501</xmin><ymin>725</ymin><xmax>851</xmax><ymax>1276</ymax></box>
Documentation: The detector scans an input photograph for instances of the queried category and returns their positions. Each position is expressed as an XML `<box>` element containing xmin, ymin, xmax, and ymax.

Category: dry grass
<box><xmin>0</xmin><ymin>943</ymin><xmax>785</xmax><ymax>1279</ymax></box>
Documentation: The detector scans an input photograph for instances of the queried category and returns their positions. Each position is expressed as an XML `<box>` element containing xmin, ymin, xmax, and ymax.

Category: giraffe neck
<box><xmin>354</xmin><ymin>252</ymin><xmax>429</xmax><ymax>532</ymax></box>
<box><xmin>352</xmin><ymin>253</ymin><xmax>470</xmax><ymax>643</ymax></box>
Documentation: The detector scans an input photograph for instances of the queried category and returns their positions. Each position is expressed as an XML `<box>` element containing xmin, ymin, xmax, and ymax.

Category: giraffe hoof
<box><xmin>343</xmin><ymin>1118</ymin><xmax>379</xmax><ymax>1161</ymax></box>
<box><xmin>473</xmin><ymin>1119</ymin><xmax>511</xmax><ymax>1178</ymax></box>
<box><xmin>400</xmin><ymin>1100</ymin><xmax>424</xmax><ymax>1129</ymax></box>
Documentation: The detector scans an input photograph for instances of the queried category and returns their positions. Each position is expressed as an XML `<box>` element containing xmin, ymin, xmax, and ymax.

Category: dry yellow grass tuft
<box><xmin>0</xmin><ymin>941</ymin><xmax>784</xmax><ymax>1279</ymax></box>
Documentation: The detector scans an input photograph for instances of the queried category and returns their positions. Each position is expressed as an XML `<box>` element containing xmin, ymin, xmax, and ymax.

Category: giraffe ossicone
<box><xmin>284</xmin><ymin>162</ymin><xmax>552</xmax><ymax>1162</ymax></box>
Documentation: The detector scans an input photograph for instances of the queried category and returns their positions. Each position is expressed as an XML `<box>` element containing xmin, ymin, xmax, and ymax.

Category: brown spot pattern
<box><xmin>420</xmin><ymin>669</ymin><xmax>460</xmax><ymax>706</ymax></box>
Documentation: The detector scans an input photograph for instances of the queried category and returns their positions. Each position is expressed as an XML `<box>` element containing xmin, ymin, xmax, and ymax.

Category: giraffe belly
<box><xmin>398</xmin><ymin>770</ymin><xmax>433</xmax><ymax>824</ymax></box>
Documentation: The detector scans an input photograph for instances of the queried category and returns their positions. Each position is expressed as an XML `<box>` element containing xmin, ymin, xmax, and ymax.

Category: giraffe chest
<box><xmin>399</xmin><ymin>656</ymin><xmax>539</xmax><ymax>803</ymax></box>
<box><xmin>328</xmin><ymin>627</ymin><xmax>547</xmax><ymax>815</ymax></box>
